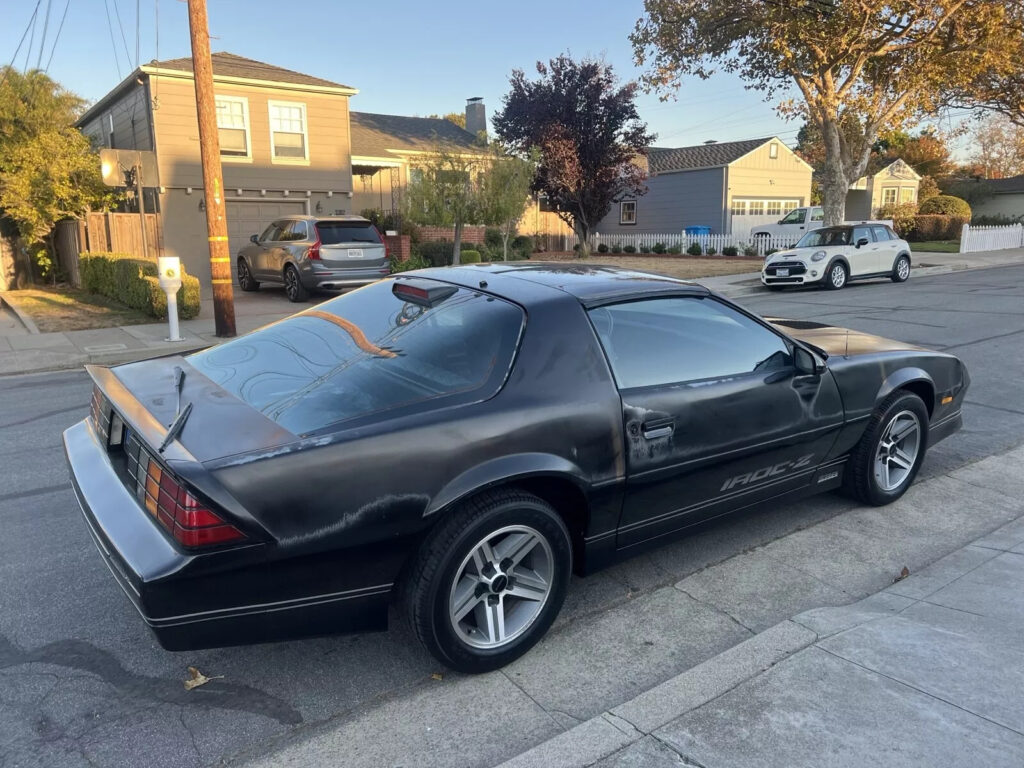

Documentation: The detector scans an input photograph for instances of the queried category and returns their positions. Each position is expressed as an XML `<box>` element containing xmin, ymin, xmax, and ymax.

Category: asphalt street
<box><xmin>2</xmin><ymin>264</ymin><xmax>1023</xmax><ymax>768</ymax></box>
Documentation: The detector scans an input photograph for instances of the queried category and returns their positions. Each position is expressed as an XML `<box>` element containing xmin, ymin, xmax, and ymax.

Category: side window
<box><xmin>588</xmin><ymin>297</ymin><xmax>793</xmax><ymax>390</ymax></box>
<box><xmin>853</xmin><ymin>226</ymin><xmax>874</xmax><ymax>244</ymax></box>
<box><xmin>871</xmin><ymin>226</ymin><xmax>890</xmax><ymax>242</ymax></box>
<box><xmin>781</xmin><ymin>208</ymin><xmax>806</xmax><ymax>224</ymax></box>
<box><xmin>283</xmin><ymin>220</ymin><xmax>308</xmax><ymax>241</ymax></box>
<box><xmin>259</xmin><ymin>223</ymin><xmax>283</xmax><ymax>243</ymax></box>
<box><xmin>811</xmin><ymin>208</ymin><xmax>824</xmax><ymax>222</ymax></box>
<box><xmin>886</xmin><ymin>226</ymin><xmax>900</xmax><ymax>240</ymax></box>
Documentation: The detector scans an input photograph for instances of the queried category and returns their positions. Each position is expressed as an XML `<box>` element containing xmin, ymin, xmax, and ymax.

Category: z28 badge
<box><xmin>720</xmin><ymin>454</ymin><xmax>814</xmax><ymax>492</ymax></box>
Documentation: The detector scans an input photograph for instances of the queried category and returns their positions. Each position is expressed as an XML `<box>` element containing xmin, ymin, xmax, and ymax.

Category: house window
<box><xmin>749</xmin><ymin>201</ymin><xmax>765</xmax><ymax>216</ymax></box>
<box><xmin>620</xmin><ymin>200</ymin><xmax>637</xmax><ymax>225</ymax></box>
<box><xmin>900</xmin><ymin>187</ymin><xmax>916</xmax><ymax>203</ymax></box>
<box><xmin>769</xmin><ymin>143</ymin><xmax>779</xmax><ymax>159</ymax></box>
<box><xmin>783</xmin><ymin>201</ymin><xmax>798</xmax><ymax>212</ymax></box>
<box><xmin>731</xmin><ymin>200</ymin><xmax>747</xmax><ymax>216</ymax></box>
<box><xmin>538</xmin><ymin>193</ymin><xmax>556</xmax><ymax>213</ymax></box>
<box><xmin>215</xmin><ymin>96</ymin><xmax>250</xmax><ymax>158</ymax></box>
<box><xmin>882</xmin><ymin>187</ymin><xmax>898</xmax><ymax>205</ymax></box>
<box><xmin>269</xmin><ymin>101</ymin><xmax>308</xmax><ymax>161</ymax></box>
<box><xmin>766</xmin><ymin>201</ymin><xmax>782</xmax><ymax>216</ymax></box>
<box><xmin>107</xmin><ymin>114</ymin><xmax>115</xmax><ymax>148</ymax></box>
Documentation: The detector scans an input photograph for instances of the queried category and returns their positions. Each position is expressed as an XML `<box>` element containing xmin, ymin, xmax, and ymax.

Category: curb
<box><xmin>0</xmin><ymin>342</ymin><xmax>211</xmax><ymax>377</ymax></box>
<box><xmin>0</xmin><ymin>293</ymin><xmax>41</xmax><ymax>334</ymax></box>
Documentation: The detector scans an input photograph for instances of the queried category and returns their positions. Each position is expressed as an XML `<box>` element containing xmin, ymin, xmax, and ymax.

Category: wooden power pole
<box><xmin>186</xmin><ymin>0</ymin><xmax>236</xmax><ymax>337</ymax></box>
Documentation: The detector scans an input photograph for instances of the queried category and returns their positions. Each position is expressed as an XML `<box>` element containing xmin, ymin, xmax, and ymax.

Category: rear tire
<box><xmin>891</xmin><ymin>255</ymin><xmax>911</xmax><ymax>283</ymax></box>
<box><xmin>843</xmin><ymin>391</ymin><xmax>929</xmax><ymax>506</ymax></box>
<box><xmin>824</xmin><ymin>261</ymin><xmax>847</xmax><ymax>290</ymax></box>
<box><xmin>405</xmin><ymin>489</ymin><xmax>572</xmax><ymax>673</ymax></box>
<box><xmin>237</xmin><ymin>258</ymin><xmax>260</xmax><ymax>292</ymax></box>
<box><xmin>283</xmin><ymin>264</ymin><xmax>309</xmax><ymax>302</ymax></box>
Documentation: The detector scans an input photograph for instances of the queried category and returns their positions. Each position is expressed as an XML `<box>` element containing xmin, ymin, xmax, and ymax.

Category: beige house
<box><xmin>594</xmin><ymin>137</ymin><xmax>813</xmax><ymax>237</ymax></box>
<box><xmin>846</xmin><ymin>159</ymin><xmax>921</xmax><ymax>219</ymax></box>
<box><xmin>77</xmin><ymin>53</ymin><xmax>358</xmax><ymax>283</ymax></box>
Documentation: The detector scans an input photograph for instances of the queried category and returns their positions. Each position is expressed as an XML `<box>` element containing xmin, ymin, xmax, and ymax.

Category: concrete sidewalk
<box><xmin>1</xmin><ymin>247</ymin><xmax>1021</xmax><ymax>376</ymax></box>
<box><xmin>501</xmin><ymin>517</ymin><xmax>1024</xmax><ymax>767</ymax></box>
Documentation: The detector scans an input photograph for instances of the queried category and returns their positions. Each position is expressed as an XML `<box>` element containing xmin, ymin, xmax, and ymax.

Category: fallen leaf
<box><xmin>184</xmin><ymin>666</ymin><xmax>224</xmax><ymax>691</ymax></box>
<box><xmin>892</xmin><ymin>566</ymin><xmax>910</xmax><ymax>584</ymax></box>
<box><xmin>430</xmin><ymin>672</ymin><xmax>443</xmax><ymax>681</ymax></box>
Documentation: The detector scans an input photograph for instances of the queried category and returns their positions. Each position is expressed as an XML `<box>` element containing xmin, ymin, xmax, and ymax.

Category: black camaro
<box><xmin>64</xmin><ymin>264</ymin><xmax>968</xmax><ymax>672</ymax></box>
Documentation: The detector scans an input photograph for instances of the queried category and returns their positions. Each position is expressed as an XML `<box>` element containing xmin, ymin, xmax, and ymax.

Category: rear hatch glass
<box><xmin>316</xmin><ymin>221</ymin><xmax>385</xmax><ymax>267</ymax></box>
<box><xmin>187</xmin><ymin>280</ymin><xmax>523</xmax><ymax>435</ymax></box>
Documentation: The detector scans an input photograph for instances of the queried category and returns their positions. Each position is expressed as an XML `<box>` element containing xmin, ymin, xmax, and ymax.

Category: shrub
<box><xmin>765</xmin><ymin>248</ymin><xmax>779</xmax><ymax>256</ymax></box>
<box><xmin>511</xmin><ymin>234</ymin><xmax>533</xmax><ymax>259</ymax></box>
<box><xmin>918</xmin><ymin>194</ymin><xmax>972</xmax><ymax>219</ymax></box>
<box><xmin>743</xmin><ymin>244</ymin><xmax>759</xmax><ymax>258</ymax></box>
<box><xmin>460</xmin><ymin>249</ymin><xmax>482</xmax><ymax>264</ymax></box>
<box><xmin>79</xmin><ymin>252</ymin><xmax>200</xmax><ymax>320</ymax></box>
<box><xmin>622</xmin><ymin>244</ymin><xmax>637</xmax><ymax>253</ymax></box>
<box><xmin>597</xmin><ymin>243</ymin><xmax>609</xmax><ymax>253</ymax></box>
<box><xmin>910</xmin><ymin>215</ymin><xmax>965</xmax><ymax>241</ymax></box>
<box><xmin>639</xmin><ymin>244</ymin><xmax>651</xmax><ymax>253</ymax></box>
<box><xmin>706</xmin><ymin>246</ymin><xmax>717</xmax><ymax>256</ymax></box>
<box><xmin>389</xmin><ymin>253</ymin><xmax>429</xmax><ymax>273</ymax></box>
<box><xmin>484</xmin><ymin>227</ymin><xmax>504</xmax><ymax>251</ymax></box>
<box><xmin>667</xmin><ymin>245</ymin><xmax>682</xmax><ymax>255</ymax></box>
<box><xmin>573</xmin><ymin>242</ymin><xmax>581</xmax><ymax>252</ymax></box>
<box><xmin>972</xmin><ymin>213</ymin><xmax>1023</xmax><ymax>226</ymax></box>
<box><xmin>611</xmin><ymin>242</ymin><xmax>622</xmax><ymax>253</ymax></box>
<box><xmin>877</xmin><ymin>202</ymin><xmax>918</xmax><ymax>238</ymax></box>
<box><xmin>722</xmin><ymin>245</ymin><xmax>739</xmax><ymax>257</ymax></box>
<box><xmin>416</xmin><ymin>240</ymin><xmax>454</xmax><ymax>267</ymax></box>
<box><xmin>652</xmin><ymin>242</ymin><xmax>667</xmax><ymax>254</ymax></box>
<box><xmin>686</xmin><ymin>242</ymin><xmax>703</xmax><ymax>256</ymax></box>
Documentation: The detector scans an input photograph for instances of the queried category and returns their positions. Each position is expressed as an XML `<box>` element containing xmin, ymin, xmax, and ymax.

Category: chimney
<box><xmin>466</xmin><ymin>97</ymin><xmax>486</xmax><ymax>139</ymax></box>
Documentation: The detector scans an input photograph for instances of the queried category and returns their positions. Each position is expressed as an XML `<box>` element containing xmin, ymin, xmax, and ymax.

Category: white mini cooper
<box><xmin>761</xmin><ymin>224</ymin><xmax>912</xmax><ymax>291</ymax></box>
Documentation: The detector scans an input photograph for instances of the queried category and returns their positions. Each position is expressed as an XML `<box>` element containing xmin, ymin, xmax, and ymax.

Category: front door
<box><xmin>587</xmin><ymin>296</ymin><xmax>844</xmax><ymax>550</ymax></box>
<box><xmin>252</xmin><ymin>221</ymin><xmax>285</xmax><ymax>278</ymax></box>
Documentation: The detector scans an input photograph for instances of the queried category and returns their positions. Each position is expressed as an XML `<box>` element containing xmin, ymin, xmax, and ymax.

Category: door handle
<box><xmin>641</xmin><ymin>418</ymin><xmax>675</xmax><ymax>439</ymax></box>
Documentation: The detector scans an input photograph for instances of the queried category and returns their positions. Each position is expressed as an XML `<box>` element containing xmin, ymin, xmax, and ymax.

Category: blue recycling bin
<box><xmin>684</xmin><ymin>226</ymin><xmax>711</xmax><ymax>236</ymax></box>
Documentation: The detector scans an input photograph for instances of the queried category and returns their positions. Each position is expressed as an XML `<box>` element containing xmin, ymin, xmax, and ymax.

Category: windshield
<box><xmin>188</xmin><ymin>280</ymin><xmax>524</xmax><ymax>434</ymax></box>
<box><xmin>797</xmin><ymin>227</ymin><xmax>851</xmax><ymax>248</ymax></box>
<box><xmin>316</xmin><ymin>221</ymin><xmax>383</xmax><ymax>245</ymax></box>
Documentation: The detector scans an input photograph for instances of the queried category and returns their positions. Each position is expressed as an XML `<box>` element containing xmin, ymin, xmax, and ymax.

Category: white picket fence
<box><xmin>960</xmin><ymin>223</ymin><xmax>1024</xmax><ymax>253</ymax></box>
<box><xmin>589</xmin><ymin>231</ymin><xmax>801</xmax><ymax>257</ymax></box>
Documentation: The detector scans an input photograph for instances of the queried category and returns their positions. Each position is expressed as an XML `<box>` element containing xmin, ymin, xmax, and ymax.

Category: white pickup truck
<box><xmin>750</xmin><ymin>206</ymin><xmax>894</xmax><ymax>240</ymax></box>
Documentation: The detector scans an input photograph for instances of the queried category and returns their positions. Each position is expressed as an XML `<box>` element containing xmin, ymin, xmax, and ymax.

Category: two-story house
<box><xmin>76</xmin><ymin>53</ymin><xmax>358</xmax><ymax>283</ymax></box>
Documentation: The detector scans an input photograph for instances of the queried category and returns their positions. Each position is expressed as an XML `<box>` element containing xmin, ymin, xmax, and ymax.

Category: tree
<box><xmin>632</xmin><ymin>1</ymin><xmax>1022</xmax><ymax>226</ymax></box>
<box><xmin>403</xmin><ymin>142</ymin><xmax>483</xmax><ymax>265</ymax></box>
<box><xmin>0</xmin><ymin>68</ymin><xmax>112</xmax><ymax>276</ymax></box>
<box><xmin>968</xmin><ymin>115</ymin><xmax>1024</xmax><ymax>179</ymax></box>
<box><xmin>426</xmin><ymin>112</ymin><xmax>467</xmax><ymax>130</ymax></box>
<box><xmin>478</xmin><ymin>146</ymin><xmax>537</xmax><ymax>260</ymax></box>
<box><xmin>493</xmin><ymin>55</ymin><xmax>653</xmax><ymax>257</ymax></box>
<box><xmin>947</xmin><ymin>2</ymin><xmax>1024</xmax><ymax>125</ymax></box>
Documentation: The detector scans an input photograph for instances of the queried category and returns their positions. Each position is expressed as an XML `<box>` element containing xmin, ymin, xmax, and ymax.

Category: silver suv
<box><xmin>236</xmin><ymin>215</ymin><xmax>390</xmax><ymax>302</ymax></box>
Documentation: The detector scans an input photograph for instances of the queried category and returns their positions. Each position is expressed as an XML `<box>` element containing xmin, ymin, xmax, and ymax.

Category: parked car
<box><xmin>762</xmin><ymin>224</ymin><xmax>912</xmax><ymax>290</ymax></box>
<box><xmin>750</xmin><ymin>206</ymin><xmax>825</xmax><ymax>239</ymax></box>
<box><xmin>236</xmin><ymin>215</ymin><xmax>390</xmax><ymax>302</ymax></box>
<box><xmin>64</xmin><ymin>264</ymin><xmax>967</xmax><ymax>672</ymax></box>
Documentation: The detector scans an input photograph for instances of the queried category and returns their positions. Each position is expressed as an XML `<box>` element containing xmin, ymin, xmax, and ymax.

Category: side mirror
<box><xmin>856</xmin><ymin>237</ymin><xmax>869</xmax><ymax>248</ymax></box>
<box><xmin>794</xmin><ymin>346</ymin><xmax>824</xmax><ymax>376</ymax></box>
<box><xmin>250</xmin><ymin>234</ymin><xmax>260</xmax><ymax>244</ymax></box>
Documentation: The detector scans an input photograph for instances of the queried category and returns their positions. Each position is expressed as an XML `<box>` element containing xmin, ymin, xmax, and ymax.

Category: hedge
<box><xmin>909</xmin><ymin>215</ymin><xmax>966</xmax><ymax>242</ymax></box>
<box><xmin>460</xmin><ymin>250</ymin><xmax>482</xmax><ymax>264</ymax></box>
<box><xmin>918</xmin><ymin>194</ymin><xmax>971</xmax><ymax>219</ymax></box>
<box><xmin>80</xmin><ymin>252</ymin><xmax>201</xmax><ymax>320</ymax></box>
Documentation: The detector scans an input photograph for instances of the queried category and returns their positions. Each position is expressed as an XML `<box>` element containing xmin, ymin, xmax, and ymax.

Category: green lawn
<box><xmin>910</xmin><ymin>241</ymin><xmax>960</xmax><ymax>253</ymax></box>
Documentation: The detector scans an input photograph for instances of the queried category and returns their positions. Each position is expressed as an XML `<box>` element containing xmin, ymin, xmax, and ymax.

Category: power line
<box><xmin>102</xmin><ymin>0</ymin><xmax>122</xmax><ymax>79</ymax></box>
<box><xmin>35</xmin><ymin>0</ymin><xmax>52</xmax><ymax>70</ymax></box>
<box><xmin>0</xmin><ymin>1</ymin><xmax>42</xmax><ymax>89</ymax></box>
<box><xmin>24</xmin><ymin>3</ymin><xmax>38</xmax><ymax>71</ymax></box>
<box><xmin>135</xmin><ymin>0</ymin><xmax>140</xmax><ymax>68</ymax></box>
<box><xmin>43</xmin><ymin>0</ymin><xmax>72</xmax><ymax>73</ymax></box>
<box><xmin>112</xmin><ymin>0</ymin><xmax>134</xmax><ymax>70</ymax></box>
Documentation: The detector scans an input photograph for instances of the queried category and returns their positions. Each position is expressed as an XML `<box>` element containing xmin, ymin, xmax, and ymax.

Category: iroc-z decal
<box><xmin>720</xmin><ymin>454</ymin><xmax>814</xmax><ymax>492</ymax></box>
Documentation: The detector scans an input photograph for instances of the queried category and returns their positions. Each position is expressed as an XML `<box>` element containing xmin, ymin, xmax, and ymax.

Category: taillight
<box><xmin>138</xmin><ymin>458</ymin><xmax>245</xmax><ymax>548</ymax></box>
<box><xmin>375</xmin><ymin>226</ymin><xmax>389</xmax><ymax>259</ymax></box>
<box><xmin>306</xmin><ymin>232</ymin><xmax>322</xmax><ymax>260</ymax></box>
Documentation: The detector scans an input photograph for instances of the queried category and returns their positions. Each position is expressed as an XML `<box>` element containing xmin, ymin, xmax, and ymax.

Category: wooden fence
<box><xmin>83</xmin><ymin>212</ymin><xmax>162</xmax><ymax>259</ymax></box>
<box><xmin>960</xmin><ymin>223</ymin><xmax>1024</xmax><ymax>253</ymax></box>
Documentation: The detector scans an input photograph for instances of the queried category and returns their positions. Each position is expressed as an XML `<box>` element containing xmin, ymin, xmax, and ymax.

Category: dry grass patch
<box><xmin>531</xmin><ymin>253</ymin><xmax>762</xmax><ymax>280</ymax></box>
<box><xmin>6</xmin><ymin>287</ymin><xmax>153</xmax><ymax>333</ymax></box>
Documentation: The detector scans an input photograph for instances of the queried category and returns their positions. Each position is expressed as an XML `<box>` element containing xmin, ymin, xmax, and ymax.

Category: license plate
<box><xmin>776</xmin><ymin>268</ymin><xmax>789</xmax><ymax>276</ymax></box>
<box><xmin>347</xmin><ymin>249</ymin><xmax>363</xmax><ymax>259</ymax></box>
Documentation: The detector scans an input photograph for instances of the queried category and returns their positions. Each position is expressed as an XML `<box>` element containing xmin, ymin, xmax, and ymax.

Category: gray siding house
<box><xmin>595</xmin><ymin>137</ymin><xmax>813</xmax><ymax>237</ymax></box>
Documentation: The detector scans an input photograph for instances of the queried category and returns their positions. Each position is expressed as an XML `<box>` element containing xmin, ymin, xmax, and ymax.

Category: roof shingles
<box><xmin>149</xmin><ymin>52</ymin><xmax>352</xmax><ymax>90</ymax></box>
<box><xmin>350</xmin><ymin>112</ymin><xmax>481</xmax><ymax>158</ymax></box>
<box><xmin>647</xmin><ymin>137</ymin><xmax>774</xmax><ymax>174</ymax></box>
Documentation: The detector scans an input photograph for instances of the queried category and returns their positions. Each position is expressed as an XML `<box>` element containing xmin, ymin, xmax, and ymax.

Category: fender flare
<box><xmin>876</xmin><ymin>366</ymin><xmax>935</xmax><ymax>411</ymax></box>
<box><xmin>424</xmin><ymin>453</ymin><xmax>591</xmax><ymax>518</ymax></box>
<box><xmin>825</xmin><ymin>255</ymin><xmax>850</xmax><ymax>277</ymax></box>
<box><xmin>891</xmin><ymin>251</ymin><xmax>912</xmax><ymax>272</ymax></box>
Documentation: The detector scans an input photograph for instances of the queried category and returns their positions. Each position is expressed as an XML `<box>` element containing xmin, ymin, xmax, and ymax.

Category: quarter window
<box><xmin>215</xmin><ymin>96</ymin><xmax>250</xmax><ymax>158</ymax></box>
<box><xmin>588</xmin><ymin>297</ymin><xmax>793</xmax><ymax>390</ymax></box>
<box><xmin>620</xmin><ymin>200</ymin><xmax>637</xmax><ymax>225</ymax></box>
<box><xmin>871</xmin><ymin>226</ymin><xmax>891</xmax><ymax>242</ymax></box>
<box><xmin>282</xmin><ymin>220</ymin><xmax>309</xmax><ymax>241</ymax></box>
<box><xmin>269</xmin><ymin>101</ymin><xmax>308</xmax><ymax>161</ymax></box>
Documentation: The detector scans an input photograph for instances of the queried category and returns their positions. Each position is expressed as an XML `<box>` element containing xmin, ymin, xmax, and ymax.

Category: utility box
<box><xmin>157</xmin><ymin>256</ymin><xmax>185</xmax><ymax>341</ymax></box>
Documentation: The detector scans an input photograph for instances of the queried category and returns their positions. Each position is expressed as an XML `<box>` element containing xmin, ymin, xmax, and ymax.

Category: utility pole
<box><xmin>186</xmin><ymin>0</ymin><xmax>236</xmax><ymax>337</ymax></box>
<box><xmin>132</xmin><ymin>155</ymin><xmax>150</xmax><ymax>260</ymax></box>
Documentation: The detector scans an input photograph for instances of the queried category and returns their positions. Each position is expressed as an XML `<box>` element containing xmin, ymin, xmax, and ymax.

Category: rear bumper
<box><xmin>63</xmin><ymin>418</ymin><xmax>391</xmax><ymax>651</ymax></box>
<box><xmin>299</xmin><ymin>262</ymin><xmax>390</xmax><ymax>290</ymax></box>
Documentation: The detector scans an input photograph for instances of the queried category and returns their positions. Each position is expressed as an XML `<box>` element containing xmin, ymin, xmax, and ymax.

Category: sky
<box><xmin>3</xmin><ymin>0</ymin><xmax>973</xmax><ymax>156</ymax></box>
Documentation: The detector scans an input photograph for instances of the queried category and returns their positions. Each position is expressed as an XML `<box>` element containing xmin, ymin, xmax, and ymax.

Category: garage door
<box><xmin>226</xmin><ymin>200</ymin><xmax>307</xmax><ymax>262</ymax></box>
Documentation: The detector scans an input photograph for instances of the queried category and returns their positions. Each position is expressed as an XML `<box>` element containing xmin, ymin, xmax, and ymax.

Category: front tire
<box><xmin>824</xmin><ymin>261</ymin><xmax>847</xmax><ymax>290</ymax></box>
<box><xmin>283</xmin><ymin>264</ymin><xmax>309</xmax><ymax>302</ymax></box>
<box><xmin>843</xmin><ymin>391</ymin><xmax>929</xmax><ymax>505</ymax></box>
<box><xmin>891</xmin><ymin>255</ymin><xmax>911</xmax><ymax>283</ymax></box>
<box><xmin>405</xmin><ymin>489</ymin><xmax>572</xmax><ymax>673</ymax></box>
<box><xmin>237</xmin><ymin>258</ymin><xmax>260</xmax><ymax>291</ymax></box>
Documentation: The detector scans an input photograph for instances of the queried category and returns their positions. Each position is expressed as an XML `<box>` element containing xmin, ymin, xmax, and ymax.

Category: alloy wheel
<box><xmin>897</xmin><ymin>257</ymin><xmax>910</xmax><ymax>280</ymax></box>
<box><xmin>873</xmin><ymin>409</ymin><xmax>921</xmax><ymax>491</ymax></box>
<box><xmin>448</xmin><ymin>525</ymin><xmax>554</xmax><ymax>649</ymax></box>
<box><xmin>284</xmin><ymin>268</ymin><xmax>299</xmax><ymax>299</ymax></box>
<box><xmin>830</xmin><ymin>264</ymin><xmax>846</xmax><ymax>289</ymax></box>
